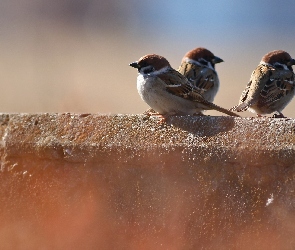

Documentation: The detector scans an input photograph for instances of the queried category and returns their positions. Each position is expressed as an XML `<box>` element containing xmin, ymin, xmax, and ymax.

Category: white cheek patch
<box><xmin>260</xmin><ymin>61</ymin><xmax>290</xmax><ymax>71</ymax></box>
<box><xmin>273</xmin><ymin>62</ymin><xmax>289</xmax><ymax>70</ymax></box>
<box><xmin>185</xmin><ymin>58</ymin><xmax>215</xmax><ymax>71</ymax></box>
<box><xmin>139</xmin><ymin>66</ymin><xmax>170</xmax><ymax>77</ymax></box>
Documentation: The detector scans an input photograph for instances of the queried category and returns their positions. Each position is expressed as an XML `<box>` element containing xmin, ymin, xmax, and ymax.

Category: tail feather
<box><xmin>188</xmin><ymin>89</ymin><xmax>240</xmax><ymax>117</ymax></box>
<box><xmin>205</xmin><ymin>102</ymin><xmax>241</xmax><ymax>117</ymax></box>
<box><xmin>230</xmin><ymin>102</ymin><xmax>249</xmax><ymax>112</ymax></box>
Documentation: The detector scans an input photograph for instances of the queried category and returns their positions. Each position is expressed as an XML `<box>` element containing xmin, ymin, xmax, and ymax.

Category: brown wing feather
<box><xmin>239</xmin><ymin>80</ymin><xmax>252</xmax><ymax>104</ymax></box>
<box><xmin>159</xmin><ymin>69</ymin><xmax>240</xmax><ymax>117</ymax></box>
<box><xmin>178</xmin><ymin>62</ymin><xmax>215</xmax><ymax>95</ymax></box>
<box><xmin>231</xmin><ymin>65</ymin><xmax>271</xmax><ymax>111</ymax></box>
<box><xmin>157</xmin><ymin>69</ymin><xmax>195</xmax><ymax>100</ymax></box>
<box><xmin>230</xmin><ymin>80</ymin><xmax>252</xmax><ymax>111</ymax></box>
<box><xmin>260</xmin><ymin>69</ymin><xmax>294</xmax><ymax>104</ymax></box>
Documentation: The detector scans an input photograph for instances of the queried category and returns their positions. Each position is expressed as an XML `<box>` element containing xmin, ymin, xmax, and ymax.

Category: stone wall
<box><xmin>0</xmin><ymin>113</ymin><xmax>294</xmax><ymax>249</ymax></box>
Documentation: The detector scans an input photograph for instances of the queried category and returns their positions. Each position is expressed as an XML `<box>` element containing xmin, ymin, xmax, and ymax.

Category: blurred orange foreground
<box><xmin>0</xmin><ymin>113</ymin><xmax>294</xmax><ymax>250</ymax></box>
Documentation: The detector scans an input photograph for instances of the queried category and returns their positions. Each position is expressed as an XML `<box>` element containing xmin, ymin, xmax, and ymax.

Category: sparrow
<box><xmin>178</xmin><ymin>47</ymin><xmax>223</xmax><ymax>102</ymax></box>
<box><xmin>129</xmin><ymin>54</ymin><xmax>240</xmax><ymax>117</ymax></box>
<box><xmin>231</xmin><ymin>50</ymin><xmax>295</xmax><ymax>117</ymax></box>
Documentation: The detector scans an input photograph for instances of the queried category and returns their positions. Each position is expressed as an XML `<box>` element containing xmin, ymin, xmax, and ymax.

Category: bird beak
<box><xmin>129</xmin><ymin>61</ymin><xmax>139</xmax><ymax>68</ymax></box>
<box><xmin>287</xmin><ymin>58</ymin><xmax>295</xmax><ymax>66</ymax></box>
<box><xmin>212</xmin><ymin>56</ymin><xmax>224</xmax><ymax>64</ymax></box>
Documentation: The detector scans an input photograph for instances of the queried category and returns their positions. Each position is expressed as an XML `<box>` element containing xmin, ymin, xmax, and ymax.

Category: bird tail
<box><xmin>230</xmin><ymin>103</ymin><xmax>249</xmax><ymax>112</ymax></box>
<box><xmin>187</xmin><ymin>89</ymin><xmax>240</xmax><ymax>117</ymax></box>
<box><xmin>206</xmin><ymin>102</ymin><xmax>241</xmax><ymax>117</ymax></box>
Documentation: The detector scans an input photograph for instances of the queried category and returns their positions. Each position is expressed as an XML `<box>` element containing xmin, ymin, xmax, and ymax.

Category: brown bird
<box><xmin>129</xmin><ymin>54</ymin><xmax>240</xmax><ymax>117</ymax></box>
<box><xmin>178</xmin><ymin>47</ymin><xmax>223</xmax><ymax>103</ymax></box>
<box><xmin>231</xmin><ymin>50</ymin><xmax>295</xmax><ymax>117</ymax></box>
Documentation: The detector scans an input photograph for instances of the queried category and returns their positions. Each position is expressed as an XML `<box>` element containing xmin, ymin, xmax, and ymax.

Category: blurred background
<box><xmin>1</xmin><ymin>0</ymin><xmax>295</xmax><ymax>117</ymax></box>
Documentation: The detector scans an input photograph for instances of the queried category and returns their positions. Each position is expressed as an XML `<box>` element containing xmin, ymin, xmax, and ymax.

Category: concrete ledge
<box><xmin>2</xmin><ymin>113</ymin><xmax>295</xmax><ymax>164</ymax></box>
<box><xmin>0</xmin><ymin>113</ymin><xmax>295</xmax><ymax>249</ymax></box>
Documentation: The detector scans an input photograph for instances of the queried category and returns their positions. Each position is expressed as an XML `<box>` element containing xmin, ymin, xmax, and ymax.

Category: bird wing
<box><xmin>259</xmin><ymin>68</ymin><xmax>295</xmax><ymax>104</ymax></box>
<box><xmin>158</xmin><ymin>69</ymin><xmax>240</xmax><ymax>117</ymax></box>
<box><xmin>231</xmin><ymin>65</ymin><xmax>272</xmax><ymax>111</ymax></box>
<box><xmin>158</xmin><ymin>69</ymin><xmax>205</xmax><ymax>101</ymax></box>
<box><xmin>239</xmin><ymin>80</ymin><xmax>252</xmax><ymax>104</ymax></box>
<box><xmin>230</xmin><ymin>80</ymin><xmax>253</xmax><ymax>111</ymax></box>
<box><xmin>178</xmin><ymin>62</ymin><xmax>216</xmax><ymax>95</ymax></box>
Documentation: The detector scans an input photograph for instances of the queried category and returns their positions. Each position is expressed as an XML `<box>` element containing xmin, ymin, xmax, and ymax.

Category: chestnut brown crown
<box><xmin>182</xmin><ymin>47</ymin><xmax>223</xmax><ymax>65</ymax></box>
<box><xmin>184</xmin><ymin>47</ymin><xmax>214</xmax><ymax>60</ymax></box>
<box><xmin>262</xmin><ymin>50</ymin><xmax>295</xmax><ymax>66</ymax></box>
<box><xmin>129</xmin><ymin>54</ymin><xmax>171</xmax><ymax>72</ymax></box>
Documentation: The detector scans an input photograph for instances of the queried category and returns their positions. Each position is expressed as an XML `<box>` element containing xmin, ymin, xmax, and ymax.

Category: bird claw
<box><xmin>272</xmin><ymin>112</ymin><xmax>286</xmax><ymax>118</ymax></box>
<box><xmin>143</xmin><ymin>108</ymin><xmax>156</xmax><ymax>116</ymax></box>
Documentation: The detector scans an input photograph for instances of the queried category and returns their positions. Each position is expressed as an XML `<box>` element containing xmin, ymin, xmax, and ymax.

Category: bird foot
<box><xmin>143</xmin><ymin>108</ymin><xmax>156</xmax><ymax>116</ymax></box>
<box><xmin>272</xmin><ymin>112</ymin><xmax>286</xmax><ymax>118</ymax></box>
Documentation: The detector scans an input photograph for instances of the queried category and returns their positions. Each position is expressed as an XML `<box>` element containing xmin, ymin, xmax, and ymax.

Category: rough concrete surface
<box><xmin>0</xmin><ymin>113</ymin><xmax>294</xmax><ymax>250</ymax></box>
